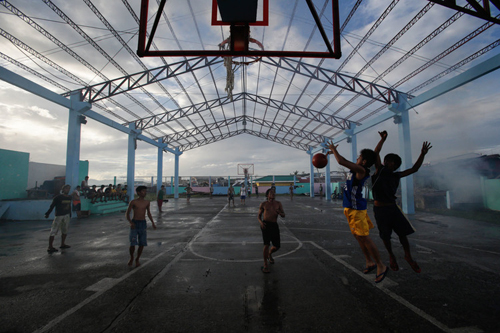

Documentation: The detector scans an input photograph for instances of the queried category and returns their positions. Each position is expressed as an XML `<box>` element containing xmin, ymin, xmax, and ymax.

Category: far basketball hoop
<box><xmin>238</xmin><ymin>164</ymin><xmax>254</xmax><ymax>176</ymax></box>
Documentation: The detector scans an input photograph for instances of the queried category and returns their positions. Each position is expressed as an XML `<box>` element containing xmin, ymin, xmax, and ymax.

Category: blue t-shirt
<box><xmin>343</xmin><ymin>169</ymin><xmax>370</xmax><ymax>210</ymax></box>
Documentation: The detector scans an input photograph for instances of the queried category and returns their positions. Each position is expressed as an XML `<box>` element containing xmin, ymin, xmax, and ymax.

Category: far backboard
<box><xmin>138</xmin><ymin>0</ymin><xmax>341</xmax><ymax>59</ymax></box>
<box><xmin>238</xmin><ymin>164</ymin><xmax>255</xmax><ymax>176</ymax></box>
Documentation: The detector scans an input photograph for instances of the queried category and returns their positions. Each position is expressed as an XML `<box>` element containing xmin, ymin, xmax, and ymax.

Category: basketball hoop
<box><xmin>219</xmin><ymin>36</ymin><xmax>264</xmax><ymax>100</ymax></box>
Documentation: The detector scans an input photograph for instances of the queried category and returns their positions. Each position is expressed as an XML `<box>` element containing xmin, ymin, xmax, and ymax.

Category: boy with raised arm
<box><xmin>372</xmin><ymin>131</ymin><xmax>432</xmax><ymax>273</ymax></box>
<box><xmin>328</xmin><ymin>142</ymin><xmax>389</xmax><ymax>283</ymax></box>
<box><xmin>126</xmin><ymin>185</ymin><xmax>156</xmax><ymax>267</ymax></box>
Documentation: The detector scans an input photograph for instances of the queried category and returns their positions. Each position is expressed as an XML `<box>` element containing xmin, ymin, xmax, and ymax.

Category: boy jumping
<box><xmin>126</xmin><ymin>185</ymin><xmax>156</xmax><ymax>267</ymax></box>
<box><xmin>328</xmin><ymin>142</ymin><xmax>388</xmax><ymax>283</ymax></box>
<box><xmin>373</xmin><ymin>131</ymin><xmax>432</xmax><ymax>273</ymax></box>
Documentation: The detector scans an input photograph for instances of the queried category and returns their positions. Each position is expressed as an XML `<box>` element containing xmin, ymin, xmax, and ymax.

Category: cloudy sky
<box><xmin>1</xmin><ymin>0</ymin><xmax>500</xmax><ymax>185</ymax></box>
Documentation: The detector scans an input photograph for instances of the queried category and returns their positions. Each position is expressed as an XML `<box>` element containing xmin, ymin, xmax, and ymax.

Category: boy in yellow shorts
<box><xmin>328</xmin><ymin>142</ymin><xmax>388</xmax><ymax>283</ymax></box>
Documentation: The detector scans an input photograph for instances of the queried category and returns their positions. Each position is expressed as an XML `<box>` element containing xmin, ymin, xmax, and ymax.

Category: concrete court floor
<box><xmin>0</xmin><ymin>195</ymin><xmax>499</xmax><ymax>333</ymax></box>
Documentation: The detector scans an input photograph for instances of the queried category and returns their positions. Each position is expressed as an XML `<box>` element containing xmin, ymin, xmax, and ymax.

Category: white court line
<box><xmin>33</xmin><ymin>204</ymin><xmax>230</xmax><ymax>333</ymax></box>
<box><xmin>414</xmin><ymin>238</ymin><xmax>500</xmax><ymax>256</ymax></box>
<box><xmin>308</xmin><ymin>241</ymin><xmax>482</xmax><ymax>333</ymax></box>
<box><xmin>33</xmin><ymin>247</ymin><xmax>175</xmax><ymax>333</ymax></box>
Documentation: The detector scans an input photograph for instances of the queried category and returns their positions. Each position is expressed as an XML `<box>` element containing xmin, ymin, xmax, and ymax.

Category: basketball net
<box><xmin>219</xmin><ymin>35</ymin><xmax>264</xmax><ymax>101</ymax></box>
<box><xmin>223</xmin><ymin>55</ymin><xmax>235</xmax><ymax>101</ymax></box>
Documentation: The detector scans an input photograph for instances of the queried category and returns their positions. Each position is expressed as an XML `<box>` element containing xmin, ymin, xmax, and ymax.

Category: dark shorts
<box><xmin>129</xmin><ymin>219</ymin><xmax>148</xmax><ymax>246</ymax></box>
<box><xmin>228</xmin><ymin>194</ymin><xmax>234</xmax><ymax>200</ymax></box>
<box><xmin>374</xmin><ymin>205</ymin><xmax>416</xmax><ymax>241</ymax></box>
<box><xmin>72</xmin><ymin>203</ymin><xmax>81</xmax><ymax>212</ymax></box>
<box><xmin>261</xmin><ymin>221</ymin><xmax>280</xmax><ymax>248</ymax></box>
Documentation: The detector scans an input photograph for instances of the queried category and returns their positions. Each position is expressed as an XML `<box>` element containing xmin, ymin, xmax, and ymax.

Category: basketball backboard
<box><xmin>238</xmin><ymin>164</ymin><xmax>255</xmax><ymax>176</ymax></box>
<box><xmin>138</xmin><ymin>0</ymin><xmax>341</xmax><ymax>59</ymax></box>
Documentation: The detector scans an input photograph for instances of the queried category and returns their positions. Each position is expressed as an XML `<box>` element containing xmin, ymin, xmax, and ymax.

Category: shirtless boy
<box><xmin>258</xmin><ymin>189</ymin><xmax>285</xmax><ymax>273</ymax></box>
<box><xmin>125</xmin><ymin>186</ymin><xmax>156</xmax><ymax>267</ymax></box>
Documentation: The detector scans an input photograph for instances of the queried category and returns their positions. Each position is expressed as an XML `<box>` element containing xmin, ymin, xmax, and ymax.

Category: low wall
<box><xmin>0</xmin><ymin>200</ymin><xmax>53</xmax><ymax>221</ymax></box>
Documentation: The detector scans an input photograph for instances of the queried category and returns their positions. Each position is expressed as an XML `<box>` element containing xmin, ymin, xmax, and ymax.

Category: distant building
<box><xmin>415</xmin><ymin>153</ymin><xmax>500</xmax><ymax>209</ymax></box>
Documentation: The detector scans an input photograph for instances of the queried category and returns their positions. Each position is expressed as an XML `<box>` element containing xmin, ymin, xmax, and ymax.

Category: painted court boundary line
<box><xmin>308</xmin><ymin>241</ymin><xmax>482</xmax><ymax>333</ymax></box>
<box><xmin>33</xmin><ymin>204</ymin><xmax>229</xmax><ymax>333</ymax></box>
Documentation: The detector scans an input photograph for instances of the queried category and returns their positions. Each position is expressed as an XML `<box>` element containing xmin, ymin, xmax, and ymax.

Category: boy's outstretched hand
<box><xmin>422</xmin><ymin>141</ymin><xmax>432</xmax><ymax>155</ymax></box>
<box><xmin>379</xmin><ymin>130</ymin><xmax>388</xmax><ymax>140</ymax></box>
<box><xmin>327</xmin><ymin>141</ymin><xmax>338</xmax><ymax>153</ymax></box>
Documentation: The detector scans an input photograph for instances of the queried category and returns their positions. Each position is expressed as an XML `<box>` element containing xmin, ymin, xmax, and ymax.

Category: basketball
<box><xmin>312</xmin><ymin>153</ymin><xmax>328</xmax><ymax>168</ymax></box>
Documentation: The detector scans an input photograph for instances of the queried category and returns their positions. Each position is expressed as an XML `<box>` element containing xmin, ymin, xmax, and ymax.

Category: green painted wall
<box><xmin>482</xmin><ymin>178</ymin><xmax>500</xmax><ymax>211</ymax></box>
<box><xmin>0</xmin><ymin>149</ymin><xmax>30</xmax><ymax>200</ymax></box>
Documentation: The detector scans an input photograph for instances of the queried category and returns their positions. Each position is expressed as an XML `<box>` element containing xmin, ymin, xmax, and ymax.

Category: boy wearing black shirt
<box><xmin>45</xmin><ymin>184</ymin><xmax>72</xmax><ymax>253</ymax></box>
<box><xmin>372</xmin><ymin>131</ymin><xmax>432</xmax><ymax>273</ymax></box>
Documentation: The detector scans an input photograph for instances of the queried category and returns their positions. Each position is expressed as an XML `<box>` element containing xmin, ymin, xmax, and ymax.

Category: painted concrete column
<box><xmin>127</xmin><ymin>123</ymin><xmax>137</xmax><ymax>203</ymax></box>
<box><xmin>157</xmin><ymin>139</ymin><xmax>163</xmax><ymax>190</ymax></box>
<box><xmin>174</xmin><ymin>148</ymin><xmax>180</xmax><ymax>199</ymax></box>
<box><xmin>309</xmin><ymin>152</ymin><xmax>315</xmax><ymax>198</ymax></box>
<box><xmin>349</xmin><ymin>124</ymin><xmax>358</xmax><ymax>163</ymax></box>
<box><xmin>397</xmin><ymin>109</ymin><xmax>415</xmax><ymax>214</ymax></box>
<box><xmin>65</xmin><ymin>91</ymin><xmax>85</xmax><ymax>191</ymax></box>
<box><xmin>170</xmin><ymin>176</ymin><xmax>174</xmax><ymax>195</ymax></box>
<box><xmin>325</xmin><ymin>152</ymin><xmax>331</xmax><ymax>201</ymax></box>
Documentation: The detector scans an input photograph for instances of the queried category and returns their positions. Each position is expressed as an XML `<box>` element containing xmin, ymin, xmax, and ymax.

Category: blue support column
<box><xmin>397</xmin><ymin>109</ymin><xmax>415</xmax><ymax>214</ymax></box>
<box><xmin>170</xmin><ymin>176</ymin><xmax>174</xmax><ymax>195</ymax></box>
<box><xmin>348</xmin><ymin>124</ymin><xmax>358</xmax><ymax>163</ymax></box>
<box><xmin>309</xmin><ymin>152</ymin><xmax>315</xmax><ymax>198</ymax></box>
<box><xmin>157</xmin><ymin>139</ymin><xmax>163</xmax><ymax>190</ymax></box>
<box><xmin>325</xmin><ymin>152</ymin><xmax>332</xmax><ymax>201</ymax></box>
<box><xmin>65</xmin><ymin>91</ymin><xmax>83</xmax><ymax>191</ymax></box>
<box><xmin>293</xmin><ymin>175</ymin><xmax>296</xmax><ymax>195</ymax></box>
<box><xmin>127</xmin><ymin>123</ymin><xmax>137</xmax><ymax>203</ymax></box>
<box><xmin>174</xmin><ymin>148</ymin><xmax>180</xmax><ymax>199</ymax></box>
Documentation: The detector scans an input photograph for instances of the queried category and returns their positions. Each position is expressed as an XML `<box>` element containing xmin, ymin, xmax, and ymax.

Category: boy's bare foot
<box><xmin>268</xmin><ymin>253</ymin><xmax>275</xmax><ymax>264</ymax></box>
<box><xmin>261</xmin><ymin>266</ymin><xmax>270</xmax><ymax>273</ymax></box>
<box><xmin>135</xmin><ymin>259</ymin><xmax>141</xmax><ymax>267</ymax></box>
<box><xmin>390</xmin><ymin>256</ymin><xmax>399</xmax><ymax>271</ymax></box>
<box><xmin>128</xmin><ymin>257</ymin><xmax>134</xmax><ymax>266</ymax></box>
<box><xmin>405</xmin><ymin>257</ymin><xmax>421</xmax><ymax>273</ymax></box>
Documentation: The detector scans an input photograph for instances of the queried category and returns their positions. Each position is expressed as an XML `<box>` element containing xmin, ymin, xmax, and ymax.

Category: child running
<box><xmin>372</xmin><ymin>131</ymin><xmax>432</xmax><ymax>273</ymax></box>
<box><xmin>328</xmin><ymin>142</ymin><xmax>388</xmax><ymax>283</ymax></box>
<box><xmin>126</xmin><ymin>185</ymin><xmax>156</xmax><ymax>267</ymax></box>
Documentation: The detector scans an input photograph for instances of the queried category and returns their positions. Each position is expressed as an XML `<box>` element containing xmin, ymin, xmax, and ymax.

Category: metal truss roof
<box><xmin>1</xmin><ymin>0</ymin><xmax>499</xmax><ymax>153</ymax></box>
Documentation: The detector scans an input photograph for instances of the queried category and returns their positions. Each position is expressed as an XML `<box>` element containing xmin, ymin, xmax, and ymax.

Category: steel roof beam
<box><xmin>427</xmin><ymin>0</ymin><xmax>500</xmax><ymax>24</ymax></box>
<box><xmin>260</xmin><ymin>57</ymin><xmax>407</xmax><ymax>104</ymax></box>
<box><xmin>63</xmin><ymin>57</ymin><xmax>223</xmax><ymax>103</ymax></box>
<box><xmin>134</xmin><ymin>92</ymin><xmax>351</xmax><ymax>131</ymax></box>
<box><xmin>160</xmin><ymin>116</ymin><xmax>326</xmax><ymax>148</ymax></box>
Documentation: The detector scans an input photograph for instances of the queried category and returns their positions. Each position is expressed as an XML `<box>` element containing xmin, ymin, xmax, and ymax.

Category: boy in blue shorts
<box><xmin>373</xmin><ymin>131</ymin><xmax>432</xmax><ymax>273</ymax></box>
<box><xmin>328</xmin><ymin>142</ymin><xmax>388</xmax><ymax>283</ymax></box>
<box><xmin>126</xmin><ymin>185</ymin><xmax>156</xmax><ymax>267</ymax></box>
